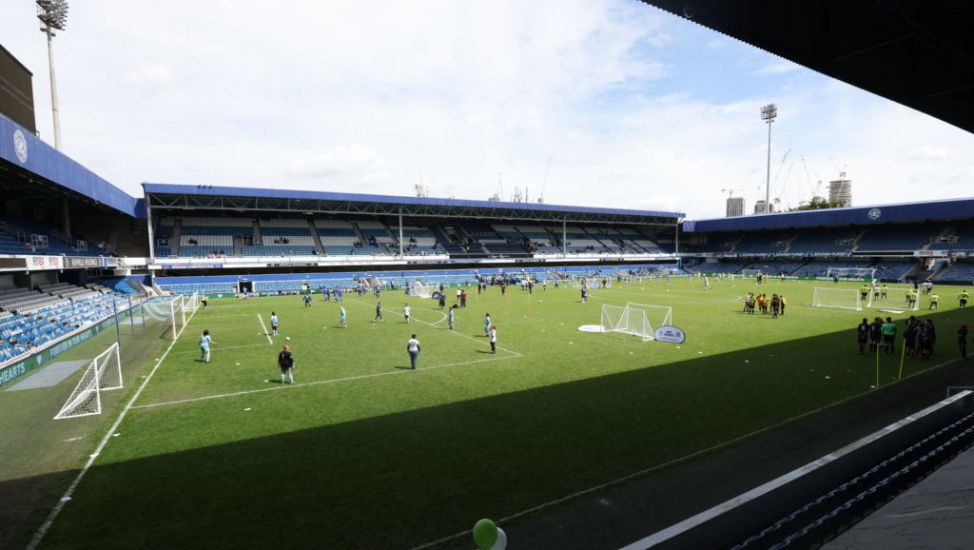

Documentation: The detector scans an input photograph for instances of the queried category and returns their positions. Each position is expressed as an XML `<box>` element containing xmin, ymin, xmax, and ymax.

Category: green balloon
<box><xmin>473</xmin><ymin>518</ymin><xmax>498</xmax><ymax>550</ymax></box>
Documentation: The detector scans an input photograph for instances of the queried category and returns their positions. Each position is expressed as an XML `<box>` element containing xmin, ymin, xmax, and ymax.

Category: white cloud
<box><xmin>755</xmin><ymin>61</ymin><xmax>801</xmax><ymax>75</ymax></box>
<box><xmin>122</xmin><ymin>64</ymin><xmax>174</xmax><ymax>88</ymax></box>
<box><xmin>1</xmin><ymin>0</ymin><xmax>973</xmax><ymax>220</ymax></box>
<box><xmin>909</xmin><ymin>145</ymin><xmax>952</xmax><ymax>160</ymax></box>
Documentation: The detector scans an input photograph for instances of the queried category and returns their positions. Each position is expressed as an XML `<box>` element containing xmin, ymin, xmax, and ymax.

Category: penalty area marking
<box><xmin>346</xmin><ymin>297</ymin><xmax>522</xmax><ymax>357</ymax></box>
<box><xmin>131</xmin><ymin>353</ymin><xmax>521</xmax><ymax>410</ymax></box>
<box><xmin>168</xmin><ymin>342</ymin><xmax>271</xmax><ymax>356</ymax></box>
<box><xmin>28</xmin><ymin>300</ymin><xmax>202</xmax><ymax>550</ymax></box>
<box><xmin>256</xmin><ymin>314</ymin><xmax>273</xmax><ymax>345</ymax></box>
<box><xmin>407</xmin><ymin>356</ymin><xmax>966</xmax><ymax>550</ymax></box>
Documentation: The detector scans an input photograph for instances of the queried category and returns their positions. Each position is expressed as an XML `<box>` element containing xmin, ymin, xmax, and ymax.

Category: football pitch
<box><xmin>28</xmin><ymin>278</ymin><xmax>972</xmax><ymax>548</ymax></box>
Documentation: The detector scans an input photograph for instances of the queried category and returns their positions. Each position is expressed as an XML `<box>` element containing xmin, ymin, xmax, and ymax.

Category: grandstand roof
<box><xmin>684</xmin><ymin>196</ymin><xmax>974</xmax><ymax>233</ymax></box>
<box><xmin>142</xmin><ymin>183</ymin><xmax>684</xmax><ymax>225</ymax></box>
<box><xmin>0</xmin><ymin>113</ymin><xmax>140</xmax><ymax>216</ymax></box>
<box><xmin>644</xmin><ymin>1</ymin><xmax>974</xmax><ymax>134</ymax></box>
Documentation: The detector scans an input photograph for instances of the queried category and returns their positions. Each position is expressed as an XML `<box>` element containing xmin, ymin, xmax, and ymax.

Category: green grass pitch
<box><xmin>34</xmin><ymin>277</ymin><xmax>972</xmax><ymax>549</ymax></box>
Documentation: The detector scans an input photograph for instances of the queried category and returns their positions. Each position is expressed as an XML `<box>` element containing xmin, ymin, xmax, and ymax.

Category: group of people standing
<box><xmin>743</xmin><ymin>292</ymin><xmax>786</xmax><ymax>318</ymax></box>
<box><xmin>857</xmin><ymin>316</ymin><xmax>946</xmax><ymax>360</ymax></box>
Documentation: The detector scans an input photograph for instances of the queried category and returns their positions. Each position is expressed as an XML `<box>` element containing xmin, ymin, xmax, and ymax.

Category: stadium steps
<box><xmin>728</xmin><ymin>235</ymin><xmax>745</xmax><ymax>253</ymax></box>
<box><xmin>170</xmin><ymin>219</ymin><xmax>183</xmax><ymax>256</ymax></box>
<box><xmin>781</xmin><ymin>232</ymin><xmax>799</xmax><ymax>253</ymax></box>
<box><xmin>850</xmin><ymin>229</ymin><xmax>867</xmax><ymax>252</ymax></box>
<box><xmin>252</xmin><ymin>220</ymin><xmax>262</xmax><ymax>245</ymax></box>
<box><xmin>308</xmin><ymin>220</ymin><xmax>326</xmax><ymax>256</ymax></box>
<box><xmin>232</xmin><ymin>235</ymin><xmax>244</xmax><ymax>256</ymax></box>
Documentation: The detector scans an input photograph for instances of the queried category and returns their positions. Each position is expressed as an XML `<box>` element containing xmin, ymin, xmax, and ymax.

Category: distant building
<box><xmin>829</xmin><ymin>173</ymin><xmax>852</xmax><ymax>207</ymax></box>
<box><xmin>726</xmin><ymin>196</ymin><xmax>744</xmax><ymax>217</ymax></box>
<box><xmin>754</xmin><ymin>200</ymin><xmax>774</xmax><ymax>214</ymax></box>
<box><xmin>0</xmin><ymin>44</ymin><xmax>36</xmax><ymax>133</ymax></box>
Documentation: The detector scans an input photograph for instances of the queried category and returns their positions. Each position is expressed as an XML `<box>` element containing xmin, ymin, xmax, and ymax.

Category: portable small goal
<box><xmin>812</xmin><ymin>287</ymin><xmax>866</xmax><ymax>311</ymax></box>
<box><xmin>599</xmin><ymin>302</ymin><xmax>673</xmax><ymax>341</ymax></box>
<box><xmin>54</xmin><ymin>342</ymin><xmax>123</xmax><ymax>420</ymax></box>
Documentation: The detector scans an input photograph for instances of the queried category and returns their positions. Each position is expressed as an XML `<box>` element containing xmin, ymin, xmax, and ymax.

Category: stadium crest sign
<box><xmin>867</xmin><ymin>208</ymin><xmax>882</xmax><ymax>220</ymax></box>
<box><xmin>654</xmin><ymin>325</ymin><xmax>686</xmax><ymax>344</ymax></box>
<box><xmin>13</xmin><ymin>129</ymin><xmax>29</xmax><ymax>164</ymax></box>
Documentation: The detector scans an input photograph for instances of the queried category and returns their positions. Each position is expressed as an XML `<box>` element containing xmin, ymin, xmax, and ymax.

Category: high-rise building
<box><xmin>829</xmin><ymin>173</ymin><xmax>852</xmax><ymax>207</ymax></box>
<box><xmin>754</xmin><ymin>200</ymin><xmax>774</xmax><ymax>214</ymax></box>
<box><xmin>726</xmin><ymin>196</ymin><xmax>744</xmax><ymax>217</ymax></box>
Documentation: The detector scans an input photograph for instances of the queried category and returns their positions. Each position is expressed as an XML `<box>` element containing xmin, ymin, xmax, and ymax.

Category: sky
<box><xmin>2</xmin><ymin>0</ymin><xmax>973</xmax><ymax>219</ymax></box>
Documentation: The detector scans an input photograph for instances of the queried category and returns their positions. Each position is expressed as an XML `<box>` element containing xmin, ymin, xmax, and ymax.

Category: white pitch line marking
<box><xmin>131</xmin><ymin>353</ymin><xmax>521</xmax><ymax>410</ymax></box>
<box><xmin>346</xmin><ymin>298</ymin><xmax>522</xmax><ymax>357</ymax></box>
<box><xmin>407</xmin><ymin>356</ymin><xmax>966</xmax><ymax>550</ymax></box>
<box><xmin>256</xmin><ymin>314</ymin><xmax>273</xmax><ymax>344</ymax></box>
<box><xmin>169</xmin><ymin>342</ymin><xmax>270</xmax><ymax>356</ymax></box>
<box><xmin>28</xmin><ymin>300</ymin><xmax>201</xmax><ymax>550</ymax></box>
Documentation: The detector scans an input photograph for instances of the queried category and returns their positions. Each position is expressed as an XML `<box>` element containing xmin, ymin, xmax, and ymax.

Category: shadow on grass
<box><xmin>8</xmin><ymin>309</ymin><xmax>974</xmax><ymax>550</ymax></box>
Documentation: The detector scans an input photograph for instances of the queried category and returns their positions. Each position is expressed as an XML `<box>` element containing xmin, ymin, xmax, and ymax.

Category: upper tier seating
<box><xmin>0</xmin><ymin>218</ymin><xmax>108</xmax><ymax>257</ymax></box>
<box><xmin>935</xmin><ymin>262</ymin><xmax>974</xmax><ymax>283</ymax></box>
<box><xmin>788</xmin><ymin>228</ymin><xmax>858</xmax><ymax>254</ymax></box>
<box><xmin>857</xmin><ymin>224</ymin><xmax>936</xmax><ymax>252</ymax></box>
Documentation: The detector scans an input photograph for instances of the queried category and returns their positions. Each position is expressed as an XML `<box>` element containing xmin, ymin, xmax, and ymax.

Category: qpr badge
<box><xmin>13</xmin><ymin>129</ymin><xmax>29</xmax><ymax>163</ymax></box>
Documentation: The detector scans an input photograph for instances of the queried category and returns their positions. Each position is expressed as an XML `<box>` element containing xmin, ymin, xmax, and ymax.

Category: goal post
<box><xmin>599</xmin><ymin>302</ymin><xmax>673</xmax><ymax>341</ymax></box>
<box><xmin>409</xmin><ymin>280</ymin><xmax>434</xmax><ymax>299</ymax></box>
<box><xmin>54</xmin><ymin>342</ymin><xmax>123</xmax><ymax>420</ymax></box>
<box><xmin>601</xmin><ymin>304</ymin><xmax>652</xmax><ymax>341</ymax></box>
<box><xmin>626</xmin><ymin>302</ymin><xmax>673</xmax><ymax>329</ymax></box>
<box><xmin>740</xmin><ymin>269</ymin><xmax>763</xmax><ymax>278</ymax></box>
<box><xmin>825</xmin><ymin>266</ymin><xmax>876</xmax><ymax>281</ymax></box>
<box><xmin>142</xmin><ymin>296</ymin><xmax>186</xmax><ymax>340</ymax></box>
<box><xmin>812</xmin><ymin>287</ymin><xmax>862</xmax><ymax>311</ymax></box>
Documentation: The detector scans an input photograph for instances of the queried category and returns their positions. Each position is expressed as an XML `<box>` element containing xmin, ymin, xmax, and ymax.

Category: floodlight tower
<box><xmin>760</xmin><ymin>103</ymin><xmax>777</xmax><ymax>214</ymax></box>
<box><xmin>37</xmin><ymin>0</ymin><xmax>69</xmax><ymax>150</ymax></box>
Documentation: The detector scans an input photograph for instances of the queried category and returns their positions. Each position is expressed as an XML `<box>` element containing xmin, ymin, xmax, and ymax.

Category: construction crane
<box><xmin>538</xmin><ymin>156</ymin><xmax>553</xmax><ymax>204</ymax></box>
<box><xmin>800</xmin><ymin>155</ymin><xmax>823</xmax><ymax>200</ymax></box>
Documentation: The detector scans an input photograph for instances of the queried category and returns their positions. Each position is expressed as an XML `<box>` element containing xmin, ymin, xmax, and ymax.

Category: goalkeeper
<box><xmin>959</xmin><ymin>289</ymin><xmax>969</xmax><ymax>308</ymax></box>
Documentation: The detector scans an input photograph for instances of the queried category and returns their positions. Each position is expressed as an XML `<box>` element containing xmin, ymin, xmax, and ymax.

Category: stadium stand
<box><xmin>0</xmin><ymin>217</ymin><xmax>108</xmax><ymax>257</ymax></box>
<box><xmin>856</xmin><ymin>223</ymin><xmax>937</xmax><ymax>252</ymax></box>
<box><xmin>935</xmin><ymin>261</ymin><xmax>974</xmax><ymax>283</ymax></box>
<box><xmin>0</xmin><ymin>293</ymin><xmax>134</xmax><ymax>364</ymax></box>
<box><xmin>788</xmin><ymin>227</ymin><xmax>859</xmax><ymax>253</ymax></box>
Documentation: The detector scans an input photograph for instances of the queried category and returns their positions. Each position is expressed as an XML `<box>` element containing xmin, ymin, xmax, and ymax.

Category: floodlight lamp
<box><xmin>36</xmin><ymin>0</ymin><xmax>69</xmax><ymax>31</ymax></box>
<box><xmin>761</xmin><ymin>103</ymin><xmax>777</xmax><ymax>122</ymax></box>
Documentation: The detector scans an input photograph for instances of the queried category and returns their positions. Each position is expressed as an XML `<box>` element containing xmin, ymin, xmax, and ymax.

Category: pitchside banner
<box><xmin>0</xmin><ymin>315</ymin><xmax>118</xmax><ymax>388</ymax></box>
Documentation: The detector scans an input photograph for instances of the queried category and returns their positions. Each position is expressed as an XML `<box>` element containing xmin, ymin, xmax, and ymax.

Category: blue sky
<box><xmin>1</xmin><ymin>0</ymin><xmax>972</xmax><ymax>218</ymax></box>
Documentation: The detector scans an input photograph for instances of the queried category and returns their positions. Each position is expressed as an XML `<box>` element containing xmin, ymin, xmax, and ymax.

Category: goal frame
<box><xmin>626</xmin><ymin>302</ymin><xmax>673</xmax><ymax>328</ymax></box>
<box><xmin>54</xmin><ymin>342</ymin><xmax>123</xmax><ymax>420</ymax></box>
<box><xmin>599</xmin><ymin>302</ymin><xmax>673</xmax><ymax>342</ymax></box>
<box><xmin>409</xmin><ymin>280</ymin><xmax>434</xmax><ymax>299</ymax></box>
<box><xmin>811</xmin><ymin>287</ymin><xmax>864</xmax><ymax>311</ymax></box>
<box><xmin>601</xmin><ymin>304</ymin><xmax>653</xmax><ymax>341</ymax></box>
<box><xmin>825</xmin><ymin>266</ymin><xmax>877</xmax><ymax>281</ymax></box>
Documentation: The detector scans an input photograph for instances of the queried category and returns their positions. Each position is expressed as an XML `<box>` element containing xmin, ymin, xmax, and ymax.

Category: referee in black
<box><xmin>278</xmin><ymin>344</ymin><xmax>295</xmax><ymax>384</ymax></box>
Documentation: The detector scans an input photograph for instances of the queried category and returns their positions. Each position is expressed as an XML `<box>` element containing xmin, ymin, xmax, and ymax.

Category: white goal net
<box><xmin>183</xmin><ymin>292</ymin><xmax>200</xmax><ymax>313</ymax></box>
<box><xmin>142</xmin><ymin>296</ymin><xmax>186</xmax><ymax>340</ymax></box>
<box><xmin>600</xmin><ymin>303</ymin><xmax>673</xmax><ymax>341</ymax></box>
<box><xmin>826</xmin><ymin>266</ymin><xmax>876</xmax><ymax>280</ymax></box>
<box><xmin>409</xmin><ymin>280</ymin><xmax>434</xmax><ymax>299</ymax></box>
<box><xmin>54</xmin><ymin>342</ymin><xmax>123</xmax><ymax>420</ymax></box>
<box><xmin>740</xmin><ymin>269</ymin><xmax>763</xmax><ymax>278</ymax></box>
<box><xmin>812</xmin><ymin>287</ymin><xmax>865</xmax><ymax>311</ymax></box>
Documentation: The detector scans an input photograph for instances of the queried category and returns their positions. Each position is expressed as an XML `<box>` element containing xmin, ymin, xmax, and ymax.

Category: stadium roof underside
<box><xmin>0</xmin><ymin>113</ymin><xmax>141</xmax><ymax>216</ymax></box>
<box><xmin>643</xmin><ymin>1</ymin><xmax>974</xmax><ymax>134</ymax></box>
<box><xmin>142</xmin><ymin>183</ymin><xmax>684</xmax><ymax>226</ymax></box>
<box><xmin>684</xmin><ymin>196</ymin><xmax>974</xmax><ymax>233</ymax></box>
